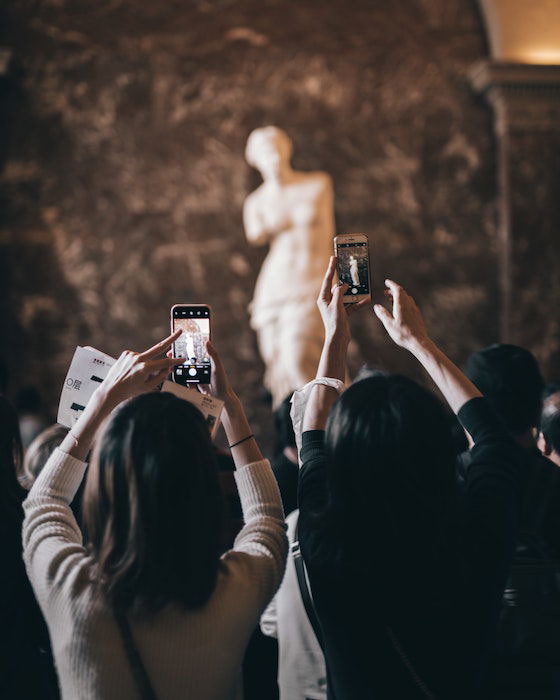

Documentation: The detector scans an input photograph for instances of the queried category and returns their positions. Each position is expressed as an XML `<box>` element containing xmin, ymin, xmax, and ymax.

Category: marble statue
<box><xmin>349</xmin><ymin>255</ymin><xmax>360</xmax><ymax>287</ymax></box>
<box><xmin>243</xmin><ymin>126</ymin><xmax>335</xmax><ymax>406</ymax></box>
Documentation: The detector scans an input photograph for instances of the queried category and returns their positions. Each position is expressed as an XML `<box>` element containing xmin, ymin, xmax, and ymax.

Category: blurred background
<box><xmin>1</xmin><ymin>0</ymin><xmax>559</xmax><ymax>450</ymax></box>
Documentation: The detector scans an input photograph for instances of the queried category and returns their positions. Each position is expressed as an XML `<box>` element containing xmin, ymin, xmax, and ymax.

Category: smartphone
<box><xmin>334</xmin><ymin>233</ymin><xmax>371</xmax><ymax>303</ymax></box>
<box><xmin>170</xmin><ymin>304</ymin><xmax>212</xmax><ymax>385</ymax></box>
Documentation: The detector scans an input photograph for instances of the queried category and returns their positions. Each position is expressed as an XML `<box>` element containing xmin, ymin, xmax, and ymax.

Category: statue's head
<box><xmin>245</xmin><ymin>126</ymin><xmax>292</xmax><ymax>181</ymax></box>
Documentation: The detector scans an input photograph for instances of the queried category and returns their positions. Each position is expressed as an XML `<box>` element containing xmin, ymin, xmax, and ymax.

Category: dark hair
<box><xmin>323</xmin><ymin>375</ymin><xmax>458</xmax><ymax>571</ymax></box>
<box><xmin>15</xmin><ymin>385</ymin><xmax>43</xmax><ymax>413</ymax></box>
<box><xmin>541</xmin><ymin>406</ymin><xmax>560</xmax><ymax>455</ymax></box>
<box><xmin>24</xmin><ymin>424</ymin><xmax>69</xmax><ymax>486</ymax></box>
<box><xmin>83</xmin><ymin>392</ymin><xmax>223</xmax><ymax>616</ymax></box>
<box><xmin>543</xmin><ymin>383</ymin><xmax>560</xmax><ymax>401</ymax></box>
<box><xmin>0</xmin><ymin>396</ymin><xmax>25</xmax><ymax>522</ymax></box>
<box><xmin>464</xmin><ymin>344</ymin><xmax>544</xmax><ymax>435</ymax></box>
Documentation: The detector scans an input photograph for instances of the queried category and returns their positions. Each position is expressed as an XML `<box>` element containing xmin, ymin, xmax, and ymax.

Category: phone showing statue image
<box><xmin>170</xmin><ymin>304</ymin><xmax>212</xmax><ymax>385</ymax></box>
<box><xmin>334</xmin><ymin>233</ymin><xmax>371</xmax><ymax>303</ymax></box>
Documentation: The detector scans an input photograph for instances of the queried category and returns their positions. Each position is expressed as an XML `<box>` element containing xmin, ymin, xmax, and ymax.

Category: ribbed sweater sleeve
<box><xmin>22</xmin><ymin>448</ymin><xmax>89</xmax><ymax>610</ymax></box>
<box><xmin>233</xmin><ymin>460</ymin><xmax>288</xmax><ymax>603</ymax></box>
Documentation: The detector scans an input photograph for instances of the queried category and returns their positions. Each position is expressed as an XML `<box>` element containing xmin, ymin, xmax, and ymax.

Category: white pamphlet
<box><xmin>57</xmin><ymin>346</ymin><xmax>116</xmax><ymax>427</ymax></box>
<box><xmin>57</xmin><ymin>348</ymin><xmax>224</xmax><ymax>438</ymax></box>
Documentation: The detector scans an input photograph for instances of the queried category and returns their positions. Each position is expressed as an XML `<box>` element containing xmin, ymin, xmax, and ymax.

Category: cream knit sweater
<box><xmin>23</xmin><ymin>448</ymin><xmax>287</xmax><ymax>700</ymax></box>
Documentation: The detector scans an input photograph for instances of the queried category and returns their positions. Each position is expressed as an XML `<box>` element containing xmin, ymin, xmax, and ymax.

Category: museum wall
<box><xmin>0</xmin><ymin>0</ymin><xmax>500</xmax><ymax>448</ymax></box>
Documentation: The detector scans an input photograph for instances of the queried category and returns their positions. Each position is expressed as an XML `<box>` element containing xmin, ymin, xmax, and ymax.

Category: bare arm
<box><xmin>204</xmin><ymin>342</ymin><xmax>264</xmax><ymax>467</ymax></box>
<box><xmin>302</xmin><ymin>257</ymin><xmax>370</xmax><ymax>432</ymax></box>
<box><xmin>374</xmin><ymin>280</ymin><xmax>481</xmax><ymax>415</ymax></box>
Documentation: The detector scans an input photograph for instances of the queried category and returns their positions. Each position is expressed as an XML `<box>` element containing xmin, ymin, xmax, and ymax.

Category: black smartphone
<box><xmin>170</xmin><ymin>304</ymin><xmax>212</xmax><ymax>385</ymax></box>
<box><xmin>334</xmin><ymin>232</ymin><xmax>371</xmax><ymax>303</ymax></box>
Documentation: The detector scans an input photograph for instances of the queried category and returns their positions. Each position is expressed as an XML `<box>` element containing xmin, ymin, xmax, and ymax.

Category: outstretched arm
<box><xmin>374</xmin><ymin>280</ymin><xmax>481</xmax><ymax>414</ymax></box>
<box><xmin>302</xmin><ymin>257</ymin><xmax>370</xmax><ymax>432</ymax></box>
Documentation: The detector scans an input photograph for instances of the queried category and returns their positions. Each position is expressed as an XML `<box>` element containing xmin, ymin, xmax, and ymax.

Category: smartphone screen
<box><xmin>335</xmin><ymin>240</ymin><xmax>370</xmax><ymax>298</ymax></box>
<box><xmin>171</xmin><ymin>306</ymin><xmax>211</xmax><ymax>384</ymax></box>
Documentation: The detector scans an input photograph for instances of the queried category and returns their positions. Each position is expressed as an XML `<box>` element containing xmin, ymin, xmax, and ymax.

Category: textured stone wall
<box><xmin>0</xmin><ymin>0</ymin><xmax>500</xmax><ymax>449</ymax></box>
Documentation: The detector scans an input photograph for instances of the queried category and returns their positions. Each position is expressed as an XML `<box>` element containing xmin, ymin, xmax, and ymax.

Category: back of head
<box><xmin>541</xmin><ymin>404</ymin><xmax>560</xmax><ymax>456</ymax></box>
<box><xmin>465</xmin><ymin>344</ymin><xmax>544</xmax><ymax>435</ymax></box>
<box><xmin>24</xmin><ymin>424</ymin><xmax>69</xmax><ymax>486</ymax></box>
<box><xmin>324</xmin><ymin>375</ymin><xmax>457</xmax><ymax>563</ymax></box>
<box><xmin>83</xmin><ymin>391</ymin><xmax>223</xmax><ymax>616</ymax></box>
<box><xmin>543</xmin><ymin>383</ymin><xmax>560</xmax><ymax>401</ymax></box>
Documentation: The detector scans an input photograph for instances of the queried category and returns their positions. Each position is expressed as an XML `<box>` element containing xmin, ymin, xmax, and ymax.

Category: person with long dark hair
<box><xmin>23</xmin><ymin>330</ymin><xmax>287</xmax><ymax>699</ymax></box>
<box><xmin>297</xmin><ymin>259</ymin><xmax>527</xmax><ymax>699</ymax></box>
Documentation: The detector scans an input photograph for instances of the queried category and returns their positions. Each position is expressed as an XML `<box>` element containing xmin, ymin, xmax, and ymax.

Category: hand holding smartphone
<box><xmin>170</xmin><ymin>304</ymin><xmax>212</xmax><ymax>385</ymax></box>
<box><xmin>334</xmin><ymin>233</ymin><xmax>371</xmax><ymax>304</ymax></box>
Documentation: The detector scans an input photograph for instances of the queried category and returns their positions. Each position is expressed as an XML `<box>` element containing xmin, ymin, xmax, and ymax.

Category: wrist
<box><xmin>325</xmin><ymin>328</ymin><xmax>350</xmax><ymax>347</ymax></box>
<box><xmin>407</xmin><ymin>335</ymin><xmax>435</xmax><ymax>360</ymax></box>
<box><xmin>223</xmin><ymin>389</ymin><xmax>241</xmax><ymax>412</ymax></box>
<box><xmin>90</xmin><ymin>384</ymin><xmax>120</xmax><ymax>415</ymax></box>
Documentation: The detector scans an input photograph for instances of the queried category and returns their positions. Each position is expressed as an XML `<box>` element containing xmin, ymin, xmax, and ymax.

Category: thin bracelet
<box><xmin>228</xmin><ymin>434</ymin><xmax>254</xmax><ymax>449</ymax></box>
<box><xmin>68</xmin><ymin>431</ymin><xmax>80</xmax><ymax>448</ymax></box>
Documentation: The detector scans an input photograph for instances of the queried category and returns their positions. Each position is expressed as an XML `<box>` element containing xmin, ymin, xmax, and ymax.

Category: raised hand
<box><xmin>100</xmin><ymin>330</ymin><xmax>184</xmax><ymax>408</ymax></box>
<box><xmin>318</xmin><ymin>256</ymin><xmax>370</xmax><ymax>341</ymax></box>
<box><xmin>374</xmin><ymin>280</ymin><xmax>429</xmax><ymax>352</ymax></box>
<box><xmin>200</xmin><ymin>341</ymin><xmax>234</xmax><ymax>404</ymax></box>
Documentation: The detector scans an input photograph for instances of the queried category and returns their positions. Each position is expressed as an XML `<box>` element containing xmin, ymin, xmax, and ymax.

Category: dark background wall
<box><xmin>0</xmin><ymin>0</ymin><xmax>500</xmax><ymax>450</ymax></box>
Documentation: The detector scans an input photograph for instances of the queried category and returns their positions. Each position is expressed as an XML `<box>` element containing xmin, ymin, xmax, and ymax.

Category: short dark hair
<box><xmin>543</xmin><ymin>383</ymin><xmax>560</xmax><ymax>400</ymax></box>
<box><xmin>464</xmin><ymin>344</ymin><xmax>544</xmax><ymax>435</ymax></box>
<box><xmin>83</xmin><ymin>392</ymin><xmax>223</xmax><ymax>616</ymax></box>
<box><xmin>541</xmin><ymin>406</ymin><xmax>560</xmax><ymax>455</ymax></box>
<box><xmin>323</xmin><ymin>375</ymin><xmax>458</xmax><ymax>567</ymax></box>
<box><xmin>24</xmin><ymin>424</ymin><xmax>69</xmax><ymax>485</ymax></box>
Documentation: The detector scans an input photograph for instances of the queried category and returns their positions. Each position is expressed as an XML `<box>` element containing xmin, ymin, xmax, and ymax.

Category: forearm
<box><xmin>59</xmin><ymin>388</ymin><xmax>115</xmax><ymax>461</ymax></box>
<box><xmin>410</xmin><ymin>338</ymin><xmax>481</xmax><ymax>415</ymax></box>
<box><xmin>222</xmin><ymin>392</ymin><xmax>264</xmax><ymax>467</ymax></box>
<box><xmin>302</xmin><ymin>332</ymin><xmax>348</xmax><ymax>432</ymax></box>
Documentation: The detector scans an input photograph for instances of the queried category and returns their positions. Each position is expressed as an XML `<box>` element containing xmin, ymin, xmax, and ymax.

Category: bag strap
<box><xmin>114</xmin><ymin>609</ymin><xmax>158</xmax><ymax>700</ymax></box>
<box><xmin>292</xmin><ymin>514</ymin><xmax>325</xmax><ymax>652</ymax></box>
<box><xmin>386</xmin><ymin>626</ymin><xmax>437</xmax><ymax>699</ymax></box>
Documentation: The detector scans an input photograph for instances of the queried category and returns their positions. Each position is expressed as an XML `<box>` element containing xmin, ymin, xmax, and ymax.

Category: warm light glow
<box><xmin>521</xmin><ymin>49</ymin><xmax>560</xmax><ymax>65</ymax></box>
<box><xmin>479</xmin><ymin>0</ymin><xmax>560</xmax><ymax>64</ymax></box>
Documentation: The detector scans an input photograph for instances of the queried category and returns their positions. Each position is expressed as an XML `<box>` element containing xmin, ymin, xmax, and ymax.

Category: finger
<box><xmin>138</xmin><ymin>329</ymin><xmax>182</xmax><ymax>361</ymax></box>
<box><xmin>147</xmin><ymin>367</ymin><xmax>172</xmax><ymax>388</ymax></box>
<box><xmin>332</xmin><ymin>284</ymin><xmax>348</xmax><ymax>309</ymax></box>
<box><xmin>373</xmin><ymin>303</ymin><xmax>394</xmax><ymax>329</ymax></box>
<box><xmin>347</xmin><ymin>295</ymin><xmax>371</xmax><ymax>315</ymax></box>
<box><xmin>206</xmin><ymin>341</ymin><xmax>225</xmax><ymax>373</ymax></box>
<box><xmin>319</xmin><ymin>256</ymin><xmax>337</xmax><ymax>304</ymax></box>
<box><xmin>385</xmin><ymin>279</ymin><xmax>403</xmax><ymax>323</ymax></box>
<box><xmin>144</xmin><ymin>357</ymin><xmax>184</xmax><ymax>373</ymax></box>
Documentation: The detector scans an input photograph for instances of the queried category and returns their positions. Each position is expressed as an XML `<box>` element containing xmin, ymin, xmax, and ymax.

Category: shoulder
<box><xmin>219</xmin><ymin>550</ymin><xmax>274</xmax><ymax>596</ymax></box>
<box><xmin>300</xmin><ymin>171</ymin><xmax>332</xmax><ymax>189</ymax></box>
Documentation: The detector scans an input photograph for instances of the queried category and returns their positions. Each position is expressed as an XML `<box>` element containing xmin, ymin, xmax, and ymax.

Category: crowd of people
<box><xmin>2</xmin><ymin>257</ymin><xmax>560</xmax><ymax>700</ymax></box>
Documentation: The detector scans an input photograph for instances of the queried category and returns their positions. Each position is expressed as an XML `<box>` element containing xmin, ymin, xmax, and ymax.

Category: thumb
<box><xmin>374</xmin><ymin>304</ymin><xmax>394</xmax><ymax>329</ymax></box>
<box><xmin>333</xmin><ymin>283</ymin><xmax>349</xmax><ymax>306</ymax></box>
